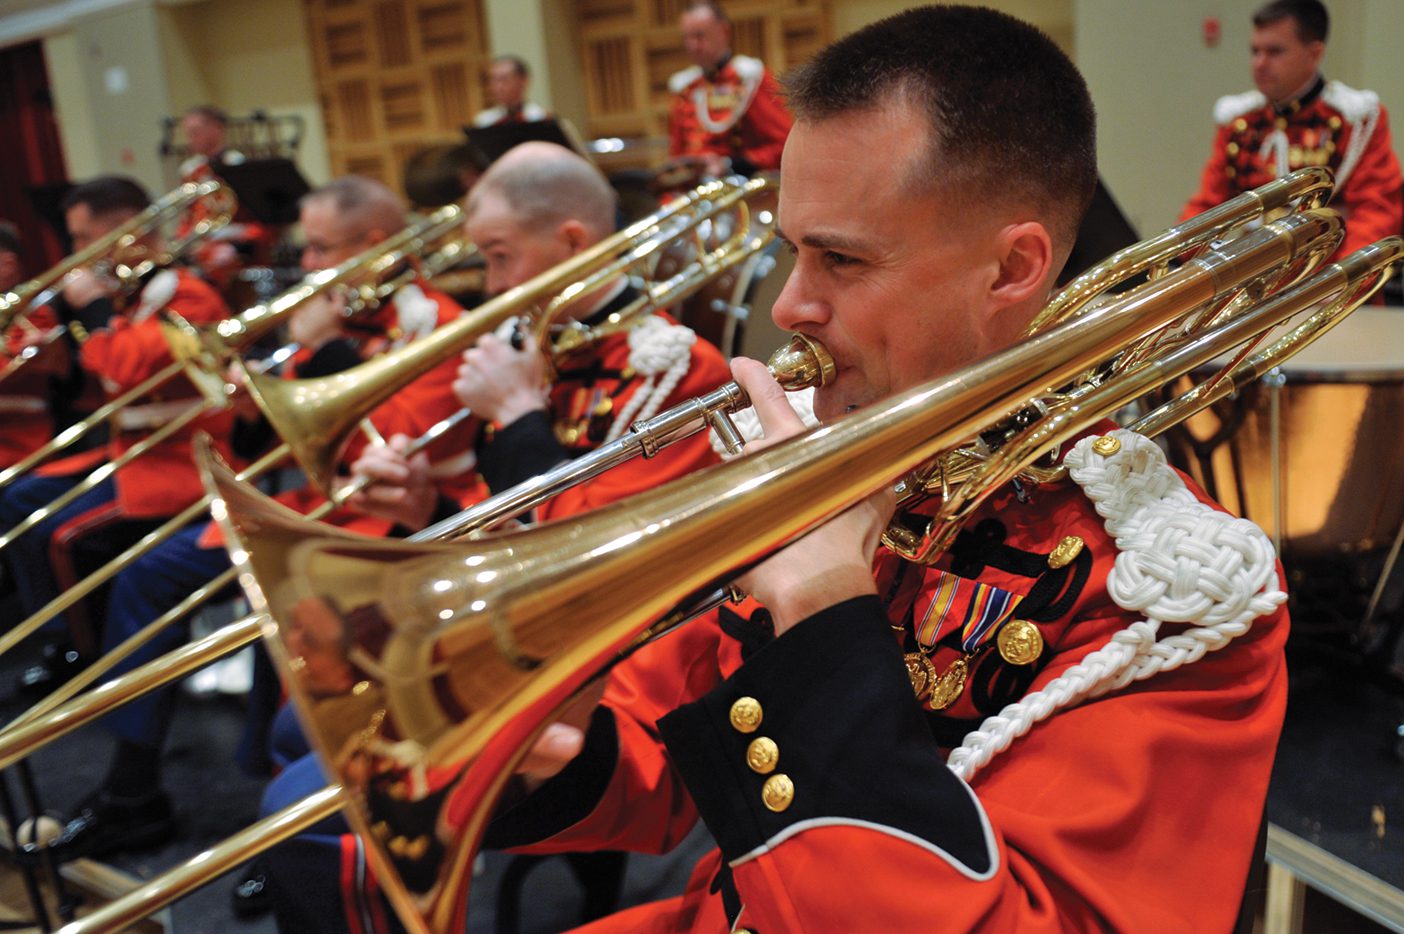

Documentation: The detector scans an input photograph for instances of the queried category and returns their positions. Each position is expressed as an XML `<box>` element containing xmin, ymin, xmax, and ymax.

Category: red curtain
<box><xmin>0</xmin><ymin>41</ymin><xmax>70</xmax><ymax>275</ymax></box>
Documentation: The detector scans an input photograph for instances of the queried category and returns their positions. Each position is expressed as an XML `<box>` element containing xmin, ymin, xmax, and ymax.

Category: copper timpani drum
<box><xmin>1168</xmin><ymin>307</ymin><xmax>1404</xmax><ymax>558</ymax></box>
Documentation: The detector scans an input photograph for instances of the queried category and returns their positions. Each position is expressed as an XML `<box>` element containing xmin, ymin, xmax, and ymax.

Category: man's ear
<box><xmin>559</xmin><ymin>219</ymin><xmax>591</xmax><ymax>256</ymax></box>
<box><xmin>990</xmin><ymin>221</ymin><xmax>1054</xmax><ymax>310</ymax></box>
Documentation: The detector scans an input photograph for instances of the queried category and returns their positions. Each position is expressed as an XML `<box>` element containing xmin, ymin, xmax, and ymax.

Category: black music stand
<box><xmin>463</xmin><ymin>117</ymin><xmax>589</xmax><ymax>167</ymax></box>
<box><xmin>213</xmin><ymin>158</ymin><xmax>311</xmax><ymax>225</ymax></box>
<box><xmin>1058</xmin><ymin>177</ymin><xmax>1140</xmax><ymax>287</ymax></box>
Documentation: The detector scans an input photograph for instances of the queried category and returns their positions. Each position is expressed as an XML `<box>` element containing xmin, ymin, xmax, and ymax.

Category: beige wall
<box><xmin>28</xmin><ymin>0</ymin><xmax>329</xmax><ymax>200</ymax></box>
<box><xmin>833</xmin><ymin>0</ymin><xmax>1073</xmax><ymax>54</ymax></box>
<box><xmin>1076</xmin><ymin>0</ymin><xmax>1404</xmax><ymax>236</ymax></box>
<box><xmin>159</xmin><ymin>0</ymin><xmax>331</xmax><ymax>187</ymax></box>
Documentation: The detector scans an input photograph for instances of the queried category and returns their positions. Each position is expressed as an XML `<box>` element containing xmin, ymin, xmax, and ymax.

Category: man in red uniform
<box><xmin>0</xmin><ymin>177</ymin><xmax>233</xmax><ymax>670</ymax></box>
<box><xmin>260</xmin><ymin>141</ymin><xmax>734</xmax><ymax>931</ymax></box>
<box><xmin>465</xmin><ymin>8</ymin><xmax>1289</xmax><ymax>933</ymax></box>
<box><xmin>1182</xmin><ymin>0</ymin><xmax>1402</xmax><ymax>258</ymax></box>
<box><xmin>177</xmin><ymin>105</ymin><xmax>275</xmax><ymax>289</ymax></box>
<box><xmin>42</xmin><ymin>176</ymin><xmax>479</xmax><ymax>859</ymax></box>
<box><xmin>666</xmin><ymin>0</ymin><xmax>792</xmax><ymax>178</ymax></box>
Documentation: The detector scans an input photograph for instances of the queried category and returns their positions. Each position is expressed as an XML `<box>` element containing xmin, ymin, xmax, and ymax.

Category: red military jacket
<box><xmin>1182</xmin><ymin>76</ymin><xmax>1404</xmax><ymax>258</ymax></box>
<box><xmin>486</xmin><ymin>425</ymin><xmax>1289</xmax><ymax>933</ymax></box>
<box><xmin>37</xmin><ymin>269</ymin><xmax>234</xmax><ymax>518</ymax></box>
<box><xmin>199</xmin><ymin>280</ymin><xmax>482</xmax><ymax>546</ymax></box>
<box><xmin>667</xmin><ymin>54</ymin><xmax>792</xmax><ymax>174</ymax></box>
<box><xmin>0</xmin><ymin>304</ymin><xmax>62</xmax><ymax>468</ymax></box>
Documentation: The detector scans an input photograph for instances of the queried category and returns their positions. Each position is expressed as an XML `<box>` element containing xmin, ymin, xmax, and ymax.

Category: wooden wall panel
<box><xmin>304</xmin><ymin>0</ymin><xmax>488</xmax><ymax>197</ymax></box>
<box><xmin>573</xmin><ymin>0</ymin><xmax>832</xmax><ymax>146</ymax></box>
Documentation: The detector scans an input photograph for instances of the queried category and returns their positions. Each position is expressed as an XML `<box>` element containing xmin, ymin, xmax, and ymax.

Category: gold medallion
<box><xmin>924</xmin><ymin>657</ymin><xmax>968</xmax><ymax>711</ymax></box>
<box><xmin>1047</xmin><ymin>534</ymin><xmax>1084</xmax><ymax>569</ymax></box>
<box><xmin>904</xmin><ymin>651</ymin><xmax>938</xmax><ymax>701</ymax></box>
<box><xmin>996</xmin><ymin>619</ymin><xmax>1044</xmax><ymax>666</ymax></box>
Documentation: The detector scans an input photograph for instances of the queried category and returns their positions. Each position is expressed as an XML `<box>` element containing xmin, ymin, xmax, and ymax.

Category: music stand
<box><xmin>463</xmin><ymin>117</ymin><xmax>593</xmax><ymax>167</ymax></box>
<box><xmin>212</xmin><ymin>158</ymin><xmax>311</xmax><ymax>225</ymax></box>
<box><xmin>1059</xmin><ymin>177</ymin><xmax>1140</xmax><ymax>287</ymax></box>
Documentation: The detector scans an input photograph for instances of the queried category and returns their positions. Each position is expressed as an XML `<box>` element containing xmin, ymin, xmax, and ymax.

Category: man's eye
<box><xmin>824</xmin><ymin>251</ymin><xmax>856</xmax><ymax>267</ymax></box>
<box><xmin>780</xmin><ymin>240</ymin><xmax>798</xmax><ymax>256</ymax></box>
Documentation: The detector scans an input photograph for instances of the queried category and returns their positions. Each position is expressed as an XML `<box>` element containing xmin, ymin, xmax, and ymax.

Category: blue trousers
<box><xmin>100</xmin><ymin>522</ymin><xmax>234</xmax><ymax>748</ymax></box>
<box><xmin>0</xmin><ymin>472</ymin><xmax>120</xmax><ymax>636</ymax></box>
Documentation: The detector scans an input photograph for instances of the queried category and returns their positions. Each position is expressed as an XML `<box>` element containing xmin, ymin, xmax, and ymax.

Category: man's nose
<box><xmin>769</xmin><ymin>265</ymin><xmax>823</xmax><ymax>332</ymax></box>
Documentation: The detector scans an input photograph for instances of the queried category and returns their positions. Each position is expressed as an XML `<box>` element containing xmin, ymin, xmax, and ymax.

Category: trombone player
<box><xmin>273</xmin><ymin>7</ymin><xmax>1290</xmax><ymax>930</ymax></box>
<box><xmin>0</xmin><ymin>177</ymin><xmax>233</xmax><ymax>683</ymax></box>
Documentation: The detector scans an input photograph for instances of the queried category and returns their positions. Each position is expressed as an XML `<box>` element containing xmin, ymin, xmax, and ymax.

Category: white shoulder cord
<box><xmin>604</xmin><ymin>317</ymin><xmax>697</xmax><ymax>442</ymax></box>
<box><xmin>946</xmin><ymin>429</ymin><xmax>1287</xmax><ymax>782</ymax></box>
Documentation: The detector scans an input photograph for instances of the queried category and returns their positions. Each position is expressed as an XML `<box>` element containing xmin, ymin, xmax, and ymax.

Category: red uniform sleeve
<box><xmin>736</xmin><ymin>70</ymin><xmax>792</xmax><ymax>172</ymax></box>
<box><xmin>1181</xmin><ymin>124</ymin><xmax>1236</xmax><ymax>221</ymax></box>
<box><xmin>533</xmin><ymin>339</ymin><xmax>731</xmax><ymax>523</ymax></box>
<box><xmin>342</xmin><ymin>291</ymin><xmax>466</xmax><ymax>466</ymax></box>
<box><xmin>78</xmin><ymin>272</ymin><xmax>229</xmax><ymax>394</ymax></box>
<box><xmin>1336</xmin><ymin>105</ymin><xmax>1404</xmax><ymax>256</ymax></box>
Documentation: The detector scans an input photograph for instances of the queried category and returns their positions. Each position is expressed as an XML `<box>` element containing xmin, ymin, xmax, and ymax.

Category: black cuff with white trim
<box><xmin>478</xmin><ymin>410</ymin><xmax>568</xmax><ymax>494</ymax></box>
<box><xmin>657</xmin><ymin>596</ymin><xmax>991</xmax><ymax>871</ymax></box>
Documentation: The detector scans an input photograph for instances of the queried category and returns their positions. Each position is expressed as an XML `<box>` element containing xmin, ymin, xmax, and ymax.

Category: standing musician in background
<box><xmin>177</xmin><ymin>104</ymin><xmax>275</xmax><ymax>288</ymax></box>
<box><xmin>0</xmin><ymin>222</ymin><xmax>55</xmax><ymax>470</ymax></box>
<box><xmin>471</xmin><ymin>55</ymin><xmax>549</xmax><ymax>128</ymax></box>
<box><xmin>1182</xmin><ymin>0</ymin><xmax>1402</xmax><ymax>258</ymax></box>
<box><xmin>457</xmin><ymin>7</ymin><xmax>1284</xmax><ymax>932</ymax></box>
<box><xmin>260</xmin><ymin>141</ymin><xmax>734</xmax><ymax>930</ymax></box>
<box><xmin>0</xmin><ymin>176</ymin><xmax>234</xmax><ymax>692</ymax></box>
<box><xmin>666</xmin><ymin>0</ymin><xmax>792</xmax><ymax>179</ymax></box>
<box><xmin>38</xmin><ymin>176</ymin><xmax>480</xmax><ymax>861</ymax></box>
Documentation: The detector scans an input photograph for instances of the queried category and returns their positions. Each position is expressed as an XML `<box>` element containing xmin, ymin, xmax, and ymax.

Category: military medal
<box><xmin>923</xmin><ymin>656</ymin><xmax>968</xmax><ymax>711</ymax></box>
<box><xmin>905</xmin><ymin>651</ymin><xmax>938</xmax><ymax>701</ymax></box>
<box><xmin>996</xmin><ymin>619</ymin><xmax>1044</xmax><ymax>666</ymax></box>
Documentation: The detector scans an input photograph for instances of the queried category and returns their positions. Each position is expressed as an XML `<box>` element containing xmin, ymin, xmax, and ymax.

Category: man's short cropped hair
<box><xmin>0</xmin><ymin>221</ymin><xmax>20</xmax><ymax>258</ymax></box>
<box><xmin>785</xmin><ymin>5</ymin><xmax>1097</xmax><ymax>250</ymax></box>
<box><xmin>60</xmin><ymin>176</ymin><xmax>152</xmax><ymax>219</ymax></box>
<box><xmin>1253</xmin><ymin>0</ymin><xmax>1329</xmax><ymax>44</ymax></box>
<box><xmin>492</xmin><ymin>54</ymin><xmax>529</xmax><ymax>78</ymax></box>
<box><xmin>683</xmin><ymin>0</ymin><xmax>729</xmax><ymax>25</ymax></box>
<box><xmin>302</xmin><ymin>176</ymin><xmax>408</xmax><ymax>238</ymax></box>
<box><xmin>184</xmin><ymin>104</ymin><xmax>229</xmax><ymax>126</ymax></box>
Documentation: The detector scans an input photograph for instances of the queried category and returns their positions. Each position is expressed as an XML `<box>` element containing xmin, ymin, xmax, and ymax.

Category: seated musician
<box><xmin>41</xmin><ymin>176</ymin><xmax>479</xmax><ymax>859</ymax></box>
<box><xmin>666</xmin><ymin>0</ymin><xmax>792</xmax><ymax>179</ymax></box>
<box><xmin>0</xmin><ymin>222</ymin><xmax>56</xmax><ymax>470</ymax></box>
<box><xmin>258</xmin><ymin>141</ymin><xmax>734</xmax><ymax>927</ymax></box>
<box><xmin>0</xmin><ymin>177</ymin><xmax>234</xmax><ymax>685</ymax></box>
<box><xmin>272</xmin><ymin>8</ymin><xmax>1289</xmax><ymax>931</ymax></box>
<box><xmin>176</xmin><ymin>105</ymin><xmax>276</xmax><ymax>289</ymax></box>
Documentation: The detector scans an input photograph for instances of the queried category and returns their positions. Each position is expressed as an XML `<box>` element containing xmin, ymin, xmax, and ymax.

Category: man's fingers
<box><xmin>731</xmin><ymin>356</ymin><xmax>805</xmax><ymax>441</ymax></box>
<box><xmin>518</xmin><ymin>722</ymin><xmax>585</xmax><ymax>778</ymax></box>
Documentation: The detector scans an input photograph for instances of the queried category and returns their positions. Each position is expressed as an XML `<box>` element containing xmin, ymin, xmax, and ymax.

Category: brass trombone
<box><xmin>40</xmin><ymin>221</ymin><xmax>1404</xmax><ymax>934</ymax></box>
<box><xmin>0</xmin><ymin>180</ymin><xmax>234</xmax><ymax>332</ymax></box>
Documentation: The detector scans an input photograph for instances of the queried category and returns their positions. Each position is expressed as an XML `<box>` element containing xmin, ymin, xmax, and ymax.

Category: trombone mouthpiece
<box><xmin>767</xmin><ymin>333</ymin><xmax>835</xmax><ymax>390</ymax></box>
